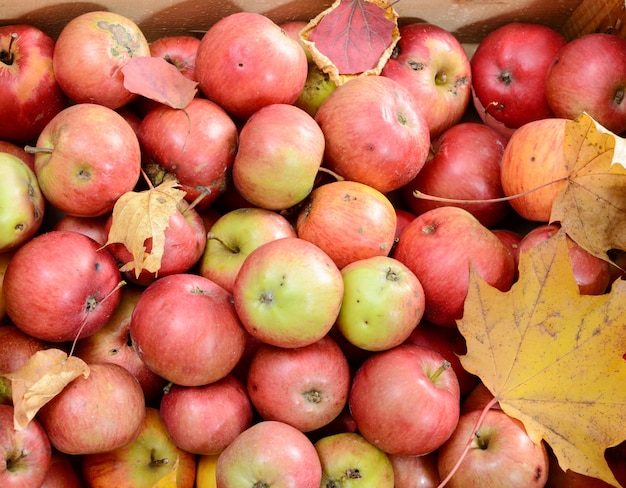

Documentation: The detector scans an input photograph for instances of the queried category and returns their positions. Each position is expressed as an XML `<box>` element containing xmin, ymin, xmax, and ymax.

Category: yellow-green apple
<box><xmin>388</xmin><ymin>451</ymin><xmax>440</xmax><ymax>488</ymax></box>
<box><xmin>159</xmin><ymin>374</ymin><xmax>253</xmax><ymax>455</ymax></box>
<box><xmin>401</xmin><ymin>121</ymin><xmax>510</xmax><ymax>229</ymax></box>
<box><xmin>314</xmin><ymin>75</ymin><xmax>430</xmax><ymax>193</ymax></box>
<box><xmin>336</xmin><ymin>255</ymin><xmax>425</xmax><ymax>351</ymax></box>
<box><xmin>0</xmin><ymin>404</ymin><xmax>51</xmax><ymax>488</ymax></box>
<box><xmin>499</xmin><ymin>118</ymin><xmax>569</xmax><ymax>222</ymax></box>
<box><xmin>52</xmin><ymin>213</ymin><xmax>109</xmax><ymax>246</ymax></box>
<box><xmin>392</xmin><ymin>206</ymin><xmax>516</xmax><ymax>327</ymax></box>
<box><xmin>232</xmin><ymin>103</ymin><xmax>325</xmax><ymax>210</ymax></box>
<box><xmin>232</xmin><ymin>237</ymin><xmax>344</xmax><ymax>348</ymax></box>
<box><xmin>470</xmin><ymin>22</ymin><xmax>566</xmax><ymax>136</ymax></box>
<box><xmin>381</xmin><ymin>22</ymin><xmax>472</xmax><ymax>138</ymax></box>
<box><xmin>138</xmin><ymin>97</ymin><xmax>238</xmax><ymax>210</ymax></box>
<box><xmin>29</xmin><ymin>103</ymin><xmax>142</xmax><ymax>217</ymax></box>
<box><xmin>349</xmin><ymin>344</ymin><xmax>460</xmax><ymax>455</ymax></box>
<box><xmin>129</xmin><ymin>273</ymin><xmax>247</xmax><ymax>386</ymax></box>
<box><xmin>37</xmin><ymin>362</ymin><xmax>145</xmax><ymax>455</ymax></box>
<box><xmin>81</xmin><ymin>407</ymin><xmax>196</xmax><ymax>488</ymax></box>
<box><xmin>0</xmin><ymin>141</ymin><xmax>34</xmax><ymax>171</ymax></box>
<box><xmin>246</xmin><ymin>335</ymin><xmax>351</xmax><ymax>433</ymax></box>
<box><xmin>314</xmin><ymin>432</ymin><xmax>395</xmax><ymax>488</ymax></box>
<box><xmin>52</xmin><ymin>10</ymin><xmax>150</xmax><ymax>109</ymax></box>
<box><xmin>0</xmin><ymin>25</ymin><xmax>67</xmax><ymax>144</ymax></box>
<box><xmin>199</xmin><ymin>207</ymin><xmax>296</xmax><ymax>294</ymax></box>
<box><xmin>3</xmin><ymin>230</ymin><xmax>122</xmax><ymax>342</ymax></box>
<box><xmin>437</xmin><ymin>408</ymin><xmax>549</xmax><ymax>488</ymax></box>
<box><xmin>196</xmin><ymin>12</ymin><xmax>308</xmax><ymax>120</ymax></box>
<box><xmin>0</xmin><ymin>152</ymin><xmax>45</xmax><ymax>252</ymax></box>
<box><xmin>294</xmin><ymin>63</ymin><xmax>337</xmax><ymax>117</ymax></box>
<box><xmin>40</xmin><ymin>450</ymin><xmax>83</xmax><ymax>488</ymax></box>
<box><xmin>215</xmin><ymin>420</ymin><xmax>322</xmax><ymax>488</ymax></box>
<box><xmin>296</xmin><ymin>180</ymin><xmax>397</xmax><ymax>269</ymax></box>
<box><xmin>546</xmin><ymin>33</ymin><xmax>626</xmax><ymax>134</ymax></box>
<box><xmin>74</xmin><ymin>285</ymin><xmax>168</xmax><ymax>403</ymax></box>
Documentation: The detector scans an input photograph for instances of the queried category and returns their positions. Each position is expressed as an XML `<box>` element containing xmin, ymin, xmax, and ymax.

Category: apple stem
<box><xmin>23</xmin><ymin>145</ymin><xmax>54</xmax><ymax>155</ymax></box>
<box><xmin>206</xmin><ymin>232</ymin><xmax>240</xmax><ymax>254</ymax></box>
<box><xmin>0</xmin><ymin>376</ymin><xmax>12</xmax><ymax>404</ymax></box>
<box><xmin>413</xmin><ymin>176</ymin><xmax>569</xmax><ymax>205</ymax></box>
<box><xmin>0</xmin><ymin>32</ymin><xmax>17</xmax><ymax>65</ymax></box>
<box><xmin>435</xmin><ymin>396</ymin><xmax>500</xmax><ymax>488</ymax></box>
<box><xmin>429</xmin><ymin>360</ymin><xmax>451</xmax><ymax>382</ymax></box>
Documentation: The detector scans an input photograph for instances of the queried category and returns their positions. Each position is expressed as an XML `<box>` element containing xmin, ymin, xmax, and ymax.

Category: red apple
<box><xmin>52</xmin><ymin>10</ymin><xmax>151</xmax><ymax>109</ymax></box>
<box><xmin>392</xmin><ymin>206</ymin><xmax>516</xmax><ymax>327</ymax></box>
<box><xmin>470</xmin><ymin>22</ymin><xmax>567</xmax><ymax>135</ymax></box>
<box><xmin>296</xmin><ymin>180</ymin><xmax>397</xmax><ymax>269</ymax></box>
<box><xmin>315</xmin><ymin>75</ymin><xmax>430</xmax><ymax>194</ymax></box>
<box><xmin>546</xmin><ymin>33</ymin><xmax>626</xmax><ymax>134</ymax></box>
<box><xmin>394</xmin><ymin>208</ymin><xmax>417</xmax><ymax>241</ymax></box>
<box><xmin>40</xmin><ymin>450</ymin><xmax>83</xmax><ymax>488</ymax></box>
<box><xmin>149</xmin><ymin>35</ymin><xmax>200</xmax><ymax>81</ymax></box>
<box><xmin>0</xmin><ymin>325</ymin><xmax>48</xmax><ymax>376</ymax></box>
<box><xmin>461</xmin><ymin>381</ymin><xmax>501</xmax><ymax>414</ymax></box>
<box><xmin>278</xmin><ymin>20</ymin><xmax>311</xmax><ymax>63</ymax></box>
<box><xmin>349</xmin><ymin>344</ymin><xmax>461</xmax><ymax>455</ymax></box>
<box><xmin>3</xmin><ymin>231</ymin><xmax>122</xmax><ymax>342</ymax></box>
<box><xmin>0</xmin><ymin>252</ymin><xmax>12</xmax><ymax>325</ymax></box>
<box><xmin>492</xmin><ymin>228</ymin><xmax>523</xmax><ymax>272</ymax></box>
<box><xmin>37</xmin><ymin>362</ymin><xmax>145</xmax><ymax>455</ymax></box>
<box><xmin>0</xmin><ymin>141</ymin><xmax>35</xmax><ymax>171</ymax></box>
<box><xmin>160</xmin><ymin>374</ymin><xmax>253</xmax><ymax>455</ymax></box>
<box><xmin>130</xmin><ymin>273</ymin><xmax>247</xmax><ymax>386</ymax></box>
<box><xmin>381</xmin><ymin>22</ymin><xmax>472</xmax><ymax>138</ymax></box>
<box><xmin>246</xmin><ymin>335</ymin><xmax>351</xmax><ymax>433</ymax></box>
<box><xmin>401</xmin><ymin>121</ymin><xmax>510</xmax><ymax>229</ymax></box>
<box><xmin>388</xmin><ymin>451</ymin><xmax>441</xmax><ymax>488</ymax></box>
<box><xmin>546</xmin><ymin>447</ymin><xmax>616</xmax><ymax>488</ymax></box>
<box><xmin>52</xmin><ymin>214</ymin><xmax>109</xmax><ymax>246</ymax></box>
<box><xmin>0</xmin><ymin>24</ymin><xmax>67</xmax><ymax>144</ymax></box>
<box><xmin>196</xmin><ymin>12</ymin><xmax>308</xmax><ymax>120</ymax></box>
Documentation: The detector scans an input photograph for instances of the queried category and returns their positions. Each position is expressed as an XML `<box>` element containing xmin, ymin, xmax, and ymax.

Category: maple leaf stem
<box><xmin>184</xmin><ymin>188</ymin><xmax>211</xmax><ymax>214</ymax></box>
<box><xmin>317</xmin><ymin>166</ymin><xmax>345</xmax><ymax>182</ymax></box>
<box><xmin>413</xmin><ymin>176</ymin><xmax>569</xmax><ymax>205</ymax></box>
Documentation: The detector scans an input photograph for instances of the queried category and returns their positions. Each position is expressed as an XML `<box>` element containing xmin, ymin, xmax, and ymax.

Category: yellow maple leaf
<box><xmin>104</xmin><ymin>179</ymin><xmax>186</xmax><ymax>279</ymax></box>
<box><xmin>151</xmin><ymin>456</ymin><xmax>179</xmax><ymax>488</ymax></box>
<box><xmin>458</xmin><ymin>229</ymin><xmax>626</xmax><ymax>487</ymax></box>
<box><xmin>2</xmin><ymin>348</ymin><xmax>90</xmax><ymax>430</ymax></box>
<box><xmin>550</xmin><ymin>112</ymin><xmax>626</xmax><ymax>264</ymax></box>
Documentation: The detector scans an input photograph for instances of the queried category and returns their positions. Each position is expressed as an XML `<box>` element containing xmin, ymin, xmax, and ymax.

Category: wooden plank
<box><xmin>561</xmin><ymin>0</ymin><xmax>626</xmax><ymax>39</ymax></box>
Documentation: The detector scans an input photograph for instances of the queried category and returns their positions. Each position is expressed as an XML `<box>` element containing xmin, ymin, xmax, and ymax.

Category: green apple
<box><xmin>315</xmin><ymin>432</ymin><xmax>395</xmax><ymax>487</ymax></box>
<box><xmin>336</xmin><ymin>255</ymin><xmax>425</xmax><ymax>351</ymax></box>
<box><xmin>0</xmin><ymin>152</ymin><xmax>44</xmax><ymax>252</ymax></box>
<box><xmin>295</xmin><ymin>63</ymin><xmax>337</xmax><ymax>117</ymax></box>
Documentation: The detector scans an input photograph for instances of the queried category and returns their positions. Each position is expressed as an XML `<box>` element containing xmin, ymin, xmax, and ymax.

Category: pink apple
<box><xmin>0</xmin><ymin>325</ymin><xmax>48</xmax><ymax>376</ymax></box>
<box><xmin>315</xmin><ymin>75</ymin><xmax>430</xmax><ymax>193</ymax></box>
<box><xmin>3</xmin><ymin>230</ymin><xmax>122</xmax><ymax>342</ymax></box>
<box><xmin>278</xmin><ymin>20</ymin><xmax>311</xmax><ymax>63</ymax></box>
<box><xmin>0</xmin><ymin>24</ymin><xmax>67</xmax><ymax>144</ymax></box>
<box><xmin>388</xmin><ymin>451</ymin><xmax>441</xmax><ymax>488</ymax></box>
<box><xmin>381</xmin><ymin>22</ymin><xmax>472</xmax><ymax>138</ymax></box>
<box><xmin>349</xmin><ymin>344</ymin><xmax>461</xmax><ymax>455</ymax></box>
<box><xmin>149</xmin><ymin>35</ymin><xmax>200</xmax><ymax>81</ymax></box>
<box><xmin>52</xmin><ymin>10</ymin><xmax>151</xmax><ymax>109</ymax></box>
<box><xmin>0</xmin><ymin>140</ymin><xmax>35</xmax><ymax>171</ymax></box>
<box><xmin>394</xmin><ymin>208</ymin><xmax>417</xmax><ymax>241</ymax></box>
<box><xmin>195</xmin><ymin>12</ymin><xmax>308</xmax><ymax>120</ymax></box>
<box><xmin>160</xmin><ymin>374</ymin><xmax>253</xmax><ymax>455</ymax></box>
<box><xmin>40</xmin><ymin>451</ymin><xmax>83</xmax><ymax>488</ymax></box>
<box><xmin>52</xmin><ymin>213</ymin><xmax>109</xmax><ymax>246</ymax></box>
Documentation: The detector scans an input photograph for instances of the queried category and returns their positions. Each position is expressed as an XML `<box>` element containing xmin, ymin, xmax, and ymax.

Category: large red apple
<box><xmin>0</xmin><ymin>24</ymin><xmax>67</xmax><ymax>144</ymax></box>
<box><xmin>195</xmin><ymin>12</ymin><xmax>308</xmax><ymax>120</ymax></box>
<box><xmin>315</xmin><ymin>75</ymin><xmax>430</xmax><ymax>193</ymax></box>
<box><xmin>381</xmin><ymin>22</ymin><xmax>472</xmax><ymax>138</ymax></box>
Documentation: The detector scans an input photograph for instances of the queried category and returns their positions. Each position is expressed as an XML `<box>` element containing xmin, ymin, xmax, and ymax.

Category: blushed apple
<box><xmin>0</xmin><ymin>141</ymin><xmax>35</xmax><ymax>171</ymax></box>
<box><xmin>40</xmin><ymin>450</ymin><xmax>83</xmax><ymax>488</ymax></box>
<box><xmin>388</xmin><ymin>451</ymin><xmax>441</xmax><ymax>488</ymax></box>
<box><xmin>52</xmin><ymin>213</ymin><xmax>109</xmax><ymax>246</ymax></box>
<box><xmin>149</xmin><ymin>35</ymin><xmax>200</xmax><ymax>81</ymax></box>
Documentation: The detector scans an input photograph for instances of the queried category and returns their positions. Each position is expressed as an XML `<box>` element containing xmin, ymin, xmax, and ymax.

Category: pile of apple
<box><xmin>1</xmin><ymin>7</ymin><xmax>625</xmax><ymax>488</ymax></box>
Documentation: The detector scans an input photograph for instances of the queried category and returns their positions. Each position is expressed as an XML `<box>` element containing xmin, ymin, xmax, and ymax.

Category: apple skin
<box><xmin>278</xmin><ymin>20</ymin><xmax>311</xmax><ymax>63</ymax></box>
<box><xmin>199</xmin><ymin>207</ymin><xmax>297</xmax><ymax>294</ymax></box>
<box><xmin>40</xmin><ymin>450</ymin><xmax>84</xmax><ymax>488</ymax></box>
<box><xmin>215</xmin><ymin>420</ymin><xmax>323</xmax><ymax>488</ymax></box>
<box><xmin>381</xmin><ymin>22</ymin><xmax>472</xmax><ymax>138</ymax></box>
<box><xmin>546</xmin><ymin>447</ymin><xmax>616</xmax><ymax>488</ymax></box>
<box><xmin>138</xmin><ymin>97</ymin><xmax>239</xmax><ymax>210</ymax></box>
<box><xmin>0</xmin><ymin>404</ymin><xmax>51</xmax><ymax>488</ymax></box>
<box><xmin>546</xmin><ymin>33</ymin><xmax>626</xmax><ymax>134</ymax></box>
<box><xmin>52</xmin><ymin>213</ymin><xmax>109</xmax><ymax>246</ymax></box>
<box><xmin>246</xmin><ymin>335</ymin><xmax>351</xmax><ymax>433</ymax></box>
<box><xmin>294</xmin><ymin>63</ymin><xmax>337</xmax><ymax>117</ymax></box>
<box><xmin>296</xmin><ymin>180</ymin><xmax>397</xmax><ymax>270</ymax></box>
<box><xmin>149</xmin><ymin>35</ymin><xmax>200</xmax><ymax>81</ymax></box>
<box><xmin>3</xmin><ymin>230</ymin><xmax>122</xmax><ymax>342</ymax></box>
<box><xmin>232</xmin><ymin>237</ymin><xmax>344</xmax><ymax>348</ymax></box>
<box><xmin>388</xmin><ymin>451</ymin><xmax>441</xmax><ymax>488</ymax></box>
<box><xmin>401</xmin><ymin>121</ymin><xmax>510</xmax><ymax>229</ymax></box>
<box><xmin>0</xmin><ymin>152</ymin><xmax>45</xmax><ymax>252</ymax></box>
<box><xmin>349</xmin><ymin>344</ymin><xmax>461</xmax><ymax>456</ymax></box>
<box><xmin>32</xmin><ymin>102</ymin><xmax>142</xmax><ymax>217</ymax></box>
<box><xmin>0</xmin><ymin>325</ymin><xmax>48</xmax><ymax>376</ymax></box>
<box><xmin>37</xmin><ymin>362</ymin><xmax>146</xmax><ymax>455</ymax></box>
<box><xmin>315</xmin><ymin>432</ymin><xmax>395</xmax><ymax>488</ymax></box>
<box><xmin>315</xmin><ymin>75</ymin><xmax>430</xmax><ymax>194</ymax></box>
<box><xmin>0</xmin><ymin>141</ymin><xmax>35</xmax><ymax>171</ymax></box>
<box><xmin>159</xmin><ymin>374</ymin><xmax>253</xmax><ymax>455</ymax></box>
<box><xmin>392</xmin><ymin>206</ymin><xmax>516</xmax><ymax>327</ymax></box>
<box><xmin>437</xmin><ymin>408</ymin><xmax>549</xmax><ymax>488</ymax></box>
<box><xmin>81</xmin><ymin>407</ymin><xmax>196</xmax><ymax>488</ymax></box>
<box><xmin>336</xmin><ymin>255</ymin><xmax>425</xmax><ymax>352</ymax></box>
<box><xmin>52</xmin><ymin>10</ymin><xmax>151</xmax><ymax>109</ymax></box>
<box><xmin>232</xmin><ymin>103</ymin><xmax>325</xmax><ymax>210</ymax></box>
<box><xmin>470</xmin><ymin>22</ymin><xmax>566</xmax><ymax>134</ymax></box>
<box><xmin>196</xmin><ymin>12</ymin><xmax>308</xmax><ymax>120</ymax></box>
<box><xmin>130</xmin><ymin>273</ymin><xmax>247</xmax><ymax>387</ymax></box>
<box><xmin>0</xmin><ymin>25</ymin><xmax>67</xmax><ymax>145</ymax></box>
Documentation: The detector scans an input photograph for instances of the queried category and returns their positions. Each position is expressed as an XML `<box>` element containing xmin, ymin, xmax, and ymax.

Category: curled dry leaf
<box><xmin>300</xmin><ymin>0</ymin><xmax>400</xmax><ymax>85</ymax></box>
<box><xmin>458</xmin><ymin>229</ymin><xmax>626</xmax><ymax>487</ymax></box>
<box><xmin>2</xmin><ymin>348</ymin><xmax>90</xmax><ymax>430</ymax></box>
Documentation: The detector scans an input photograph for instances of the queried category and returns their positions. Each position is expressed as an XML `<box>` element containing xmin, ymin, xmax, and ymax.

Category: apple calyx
<box><xmin>5</xmin><ymin>447</ymin><xmax>27</xmax><ymax>472</ymax></box>
<box><xmin>614</xmin><ymin>87</ymin><xmax>624</xmax><ymax>106</ymax></box>
<box><xmin>252</xmin><ymin>482</ymin><xmax>270</xmax><ymax>488</ymax></box>
<box><xmin>324</xmin><ymin>468</ymin><xmax>363</xmax><ymax>488</ymax></box>
<box><xmin>303</xmin><ymin>389</ymin><xmax>322</xmax><ymax>404</ymax></box>
<box><xmin>429</xmin><ymin>359</ymin><xmax>451</xmax><ymax>382</ymax></box>
<box><xmin>0</xmin><ymin>32</ymin><xmax>17</xmax><ymax>65</ymax></box>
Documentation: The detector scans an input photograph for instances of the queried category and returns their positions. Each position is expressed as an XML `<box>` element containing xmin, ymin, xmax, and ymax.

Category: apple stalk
<box><xmin>0</xmin><ymin>32</ymin><xmax>18</xmax><ymax>65</ymax></box>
